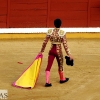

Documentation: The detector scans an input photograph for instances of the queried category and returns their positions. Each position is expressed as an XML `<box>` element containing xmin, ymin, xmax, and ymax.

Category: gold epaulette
<box><xmin>47</xmin><ymin>29</ymin><xmax>52</xmax><ymax>35</ymax></box>
<box><xmin>58</xmin><ymin>30</ymin><xmax>66</xmax><ymax>37</ymax></box>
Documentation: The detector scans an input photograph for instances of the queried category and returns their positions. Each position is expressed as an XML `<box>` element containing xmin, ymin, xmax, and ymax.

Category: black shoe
<box><xmin>45</xmin><ymin>83</ymin><xmax>52</xmax><ymax>87</ymax></box>
<box><xmin>60</xmin><ymin>78</ymin><xmax>69</xmax><ymax>84</ymax></box>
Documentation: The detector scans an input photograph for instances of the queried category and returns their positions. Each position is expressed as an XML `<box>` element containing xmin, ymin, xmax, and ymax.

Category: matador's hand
<box><xmin>68</xmin><ymin>54</ymin><xmax>73</xmax><ymax>60</ymax></box>
<box><xmin>38</xmin><ymin>52</ymin><xmax>43</xmax><ymax>55</ymax></box>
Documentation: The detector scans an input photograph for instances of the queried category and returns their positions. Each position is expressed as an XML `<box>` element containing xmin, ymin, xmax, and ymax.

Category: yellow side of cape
<box><xmin>15</xmin><ymin>58</ymin><xmax>41</xmax><ymax>88</ymax></box>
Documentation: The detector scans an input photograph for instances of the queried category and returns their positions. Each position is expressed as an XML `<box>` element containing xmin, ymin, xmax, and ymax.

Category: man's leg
<box><xmin>45</xmin><ymin>54</ymin><xmax>55</xmax><ymax>85</ymax></box>
<box><xmin>56</xmin><ymin>50</ymin><xmax>69</xmax><ymax>83</ymax></box>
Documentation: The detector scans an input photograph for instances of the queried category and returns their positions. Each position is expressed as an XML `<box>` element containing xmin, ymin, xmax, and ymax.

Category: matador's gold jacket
<box><xmin>40</xmin><ymin>28</ymin><xmax>71</xmax><ymax>55</ymax></box>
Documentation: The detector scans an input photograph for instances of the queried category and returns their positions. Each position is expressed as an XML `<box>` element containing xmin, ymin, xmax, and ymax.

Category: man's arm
<box><xmin>62</xmin><ymin>35</ymin><xmax>71</xmax><ymax>56</ymax></box>
<box><xmin>40</xmin><ymin>35</ymin><xmax>50</xmax><ymax>53</ymax></box>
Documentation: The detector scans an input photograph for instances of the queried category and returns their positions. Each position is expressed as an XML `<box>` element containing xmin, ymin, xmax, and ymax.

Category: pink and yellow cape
<box><xmin>12</xmin><ymin>54</ymin><xmax>43</xmax><ymax>89</ymax></box>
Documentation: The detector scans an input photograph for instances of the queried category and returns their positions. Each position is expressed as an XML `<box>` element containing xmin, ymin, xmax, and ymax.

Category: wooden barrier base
<box><xmin>0</xmin><ymin>33</ymin><xmax>100</xmax><ymax>39</ymax></box>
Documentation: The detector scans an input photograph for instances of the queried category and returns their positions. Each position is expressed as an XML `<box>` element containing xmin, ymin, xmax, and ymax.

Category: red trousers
<box><xmin>45</xmin><ymin>44</ymin><xmax>63</xmax><ymax>71</ymax></box>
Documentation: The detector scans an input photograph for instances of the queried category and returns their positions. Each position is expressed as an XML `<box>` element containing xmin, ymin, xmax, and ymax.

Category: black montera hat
<box><xmin>65</xmin><ymin>56</ymin><xmax>74</xmax><ymax>66</ymax></box>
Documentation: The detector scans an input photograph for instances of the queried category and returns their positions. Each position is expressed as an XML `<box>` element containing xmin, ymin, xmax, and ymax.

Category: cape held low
<box><xmin>12</xmin><ymin>54</ymin><xmax>43</xmax><ymax>89</ymax></box>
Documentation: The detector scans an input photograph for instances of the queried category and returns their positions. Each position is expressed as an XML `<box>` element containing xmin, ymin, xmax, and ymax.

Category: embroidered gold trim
<box><xmin>58</xmin><ymin>30</ymin><xmax>66</xmax><ymax>36</ymax></box>
<box><xmin>47</xmin><ymin>29</ymin><xmax>52</xmax><ymax>35</ymax></box>
<box><xmin>52</xmin><ymin>42</ymin><xmax>61</xmax><ymax>44</ymax></box>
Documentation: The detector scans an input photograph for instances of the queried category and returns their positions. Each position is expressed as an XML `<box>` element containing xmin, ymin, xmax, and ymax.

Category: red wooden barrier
<box><xmin>0</xmin><ymin>0</ymin><xmax>100</xmax><ymax>28</ymax></box>
<box><xmin>90</xmin><ymin>0</ymin><xmax>100</xmax><ymax>26</ymax></box>
<box><xmin>7</xmin><ymin>0</ymin><xmax>10</xmax><ymax>27</ymax></box>
<box><xmin>51</xmin><ymin>2</ymin><xmax>88</xmax><ymax>11</ymax></box>
<box><xmin>51</xmin><ymin>0</ymin><xmax>88</xmax><ymax>2</ymax></box>
<box><xmin>9</xmin><ymin>0</ymin><xmax>48</xmax><ymax>28</ymax></box>
<box><xmin>49</xmin><ymin>0</ymin><xmax>88</xmax><ymax>27</ymax></box>
<box><xmin>47</xmin><ymin>0</ymin><xmax>50</xmax><ymax>27</ymax></box>
<box><xmin>0</xmin><ymin>0</ymin><xmax>7</xmax><ymax>27</ymax></box>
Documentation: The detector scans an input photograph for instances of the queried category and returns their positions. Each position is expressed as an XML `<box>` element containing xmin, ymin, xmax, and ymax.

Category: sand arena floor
<box><xmin>0</xmin><ymin>38</ymin><xmax>100</xmax><ymax>100</ymax></box>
